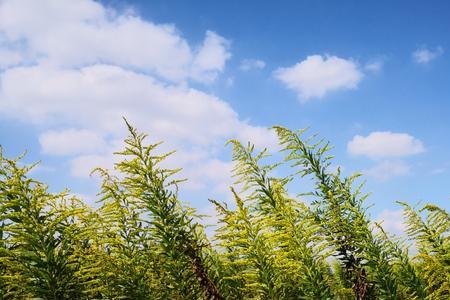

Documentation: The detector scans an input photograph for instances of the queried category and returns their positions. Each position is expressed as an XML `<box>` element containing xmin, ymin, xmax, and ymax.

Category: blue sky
<box><xmin>0</xmin><ymin>0</ymin><xmax>449</xmax><ymax>234</ymax></box>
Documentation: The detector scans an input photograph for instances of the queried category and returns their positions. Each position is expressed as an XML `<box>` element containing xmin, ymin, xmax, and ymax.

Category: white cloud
<box><xmin>69</xmin><ymin>144</ymin><xmax>234</xmax><ymax>196</ymax></box>
<box><xmin>237</xmin><ymin>125</ymin><xmax>278</xmax><ymax>151</ymax></box>
<box><xmin>274</xmin><ymin>55</ymin><xmax>363</xmax><ymax>101</ymax></box>
<box><xmin>0</xmin><ymin>0</ymin><xmax>274</xmax><ymax>201</ymax></box>
<box><xmin>239</xmin><ymin>59</ymin><xmax>266</xmax><ymax>71</ymax></box>
<box><xmin>0</xmin><ymin>64</ymin><xmax>275</xmax><ymax>176</ymax></box>
<box><xmin>364</xmin><ymin>160</ymin><xmax>410</xmax><ymax>180</ymax></box>
<box><xmin>191</xmin><ymin>31</ymin><xmax>231</xmax><ymax>83</ymax></box>
<box><xmin>39</xmin><ymin>128</ymin><xmax>108</xmax><ymax>156</ymax></box>
<box><xmin>375</xmin><ymin>209</ymin><xmax>406</xmax><ymax>235</ymax></box>
<box><xmin>0</xmin><ymin>64</ymin><xmax>271</xmax><ymax>146</ymax></box>
<box><xmin>0</xmin><ymin>48</ymin><xmax>23</xmax><ymax>68</ymax></box>
<box><xmin>412</xmin><ymin>46</ymin><xmax>443</xmax><ymax>64</ymax></box>
<box><xmin>347</xmin><ymin>131</ymin><xmax>425</xmax><ymax>159</ymax></box>
<box><xmin>0</xmin><ymin>0</ymin><xmax>230</xmax><ymax>83</ymax></box>
<box><xmin>183</xmin><ymin>159</ymin><xmax>234</xmax><ymax>193</ymax></box>
<box><xmin>70</xmin><ymin>153</ymin><xmax>118</xmax><ymax>178</ymax></box>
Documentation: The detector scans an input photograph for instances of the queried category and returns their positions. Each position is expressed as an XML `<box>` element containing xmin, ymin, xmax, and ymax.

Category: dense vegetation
<box><xmin>0</xmin><ymin>121</ymin><xmax>448</xmax><ymax>299</ymax></box>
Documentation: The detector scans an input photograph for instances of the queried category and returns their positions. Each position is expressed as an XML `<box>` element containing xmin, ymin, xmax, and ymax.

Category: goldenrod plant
<box><xmin>400</xmin><ymin>202</ymin><xmax>449</xmax><ymax>299</ymax></box>
<box><xmin>0</xmin><ymin>122</ymin><xmax>448</xmax><ymax>299</ymax></box>
<box><xmin>274</xmin><ymin>126</ymin><xmax>400</xmax><ymax>299</ymax></box>
<box><xmin>0</xmin><ymin>151</ymin><xmax>89</xmax><ymax>299</ymax></box>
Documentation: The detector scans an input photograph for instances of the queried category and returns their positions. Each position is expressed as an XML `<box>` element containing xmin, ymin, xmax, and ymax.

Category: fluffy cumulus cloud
<box><xmin>191</xmin><ymin>31</ymin><xmax>231</xmax><ymax>83</ymax></box>
<box><xmin>347</xmin><ymin>131</ymin><xmax>425</xmax><ymax>159</ymax></box>
<box><xmin>412</xmin><ymin>46</ymin><xmax>444</xmax><ymax>64</ymax></box>
<box><xmin>0</xmin><ymin>0</ymin><xmax>277</xmax><ymax>199</ymax></box>
<box><xmin>274</xmin><ymin>55</ymin><xmax>363</xmax><ymax>101</ymax></box>
<box><xmin>348</xmin><ymin>131</ymin><xmax>424</xmax><ymax>180</ymax></box>
<box><xmin>0</xmin><ymin>0</ymin><xmax>230</xmax><ymax>82</ymax></box>
<box><xmin>239</xmin><ymin>59</ymin><xmax>266</xmax><ymax>71</ymax></box>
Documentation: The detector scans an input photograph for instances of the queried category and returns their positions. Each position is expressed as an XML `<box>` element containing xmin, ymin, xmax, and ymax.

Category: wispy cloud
<box><xmin>239</xmin><ymin>59</ymin><xmax>266</xmax><ymax>71</ymax></box>
<box><xmin>364</xmin><ymin>160</ymin><xmax>411</xmax><ymax>180</ymax></box>
<box><xmin>364</xmin><ymin>59</ymin><xmax>384</xmax><ymax>73</ymax></box>
<box><xmin>412</xmin><ymin>46</ymin><xmax>444</xmax><ymax>64</ymax></box>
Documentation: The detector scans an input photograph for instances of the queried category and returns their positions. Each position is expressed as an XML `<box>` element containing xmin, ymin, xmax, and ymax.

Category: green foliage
<box><xmin>0</xmin><ymin>151</ymin><xmax>89</xmax><ymax>299</ymax></box>
<box><xmin>0</xmin><ymin>123</ymin><xmax>448</xmax><ymax>299</ymax></box>
<box><xmin>400</xmin><ymin>202</ymin><xmax>450</xmax><ymax>299</ymax></box>
<box><xmin>217</xmin><ymin>140</ymin><xmax>334</xmax><ymax>299</ymax></box>
<box><xmin>274</xmin><ymin>126</ymin><xmax>401</xmax><ymax>299</ymax></box>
